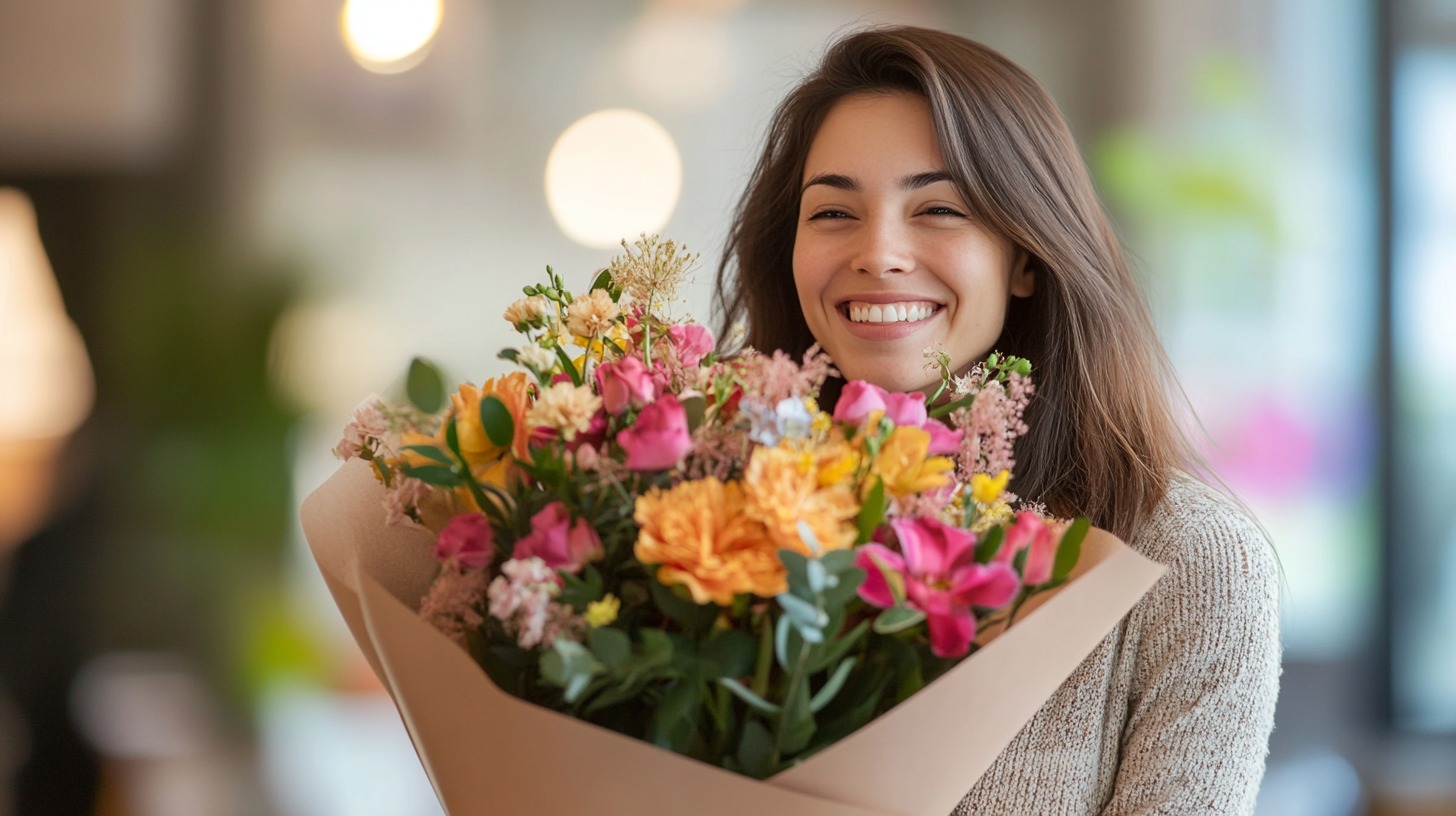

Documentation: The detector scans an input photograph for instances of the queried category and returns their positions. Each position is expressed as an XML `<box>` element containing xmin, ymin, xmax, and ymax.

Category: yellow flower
<box><xmin>584</xmin><ymin>595</ymin><xmax>620</xmax><ymax>628</ymax></box>
<box><xmin>971</xmin><ymin>500</ymin><xmax>1015</xmax><ymax>535</ymax></box>
<box><xmin>872</xmin><ymin>426</ymin><xmax>954</xmax><ymax>498</ymax></box>
<box><xmin>971</xmin><ymin>470</ymin><xmax>1011</xmax><ymax>505</ymax></box>
<box><xmin>741</xmin><ymin>444</ymin><xmax>858</xmax><ymax>555</ymax></box>
<box><xmin>634</xmin><ymin>478</ymin><xmax>782</xmax><ymax>605</ymax></box>
<box><xmin>566</xmin><ymin>289</ymin><xmax>619</xmax><ymax>339</ymax></box>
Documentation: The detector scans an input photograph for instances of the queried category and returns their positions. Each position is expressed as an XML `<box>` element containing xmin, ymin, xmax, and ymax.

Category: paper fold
<box><xmin>302</xmin><ymin>458</ymin><xmax>1165</xmax><ymax>816</ymax></box>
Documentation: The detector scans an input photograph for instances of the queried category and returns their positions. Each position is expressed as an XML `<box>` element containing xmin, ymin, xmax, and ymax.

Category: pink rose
<box><xmin>512</xmin><ymin>501</ymin><xmax>604</xmax><ymax>573</ymax></box>
<box><xmin>833</xmin><ymin>380</ymin><xmax>889</xmax><ymax>424</ymax></box>
<box><xmin>668</xmin><ymin>324</ymin><xmax>715</xmax><ymax>367</ymax></box>
<box><xmin>434</xmin><ymin>514</ymin><xmax>494</xmax><ymax>570</ymax></box>
<box><xmin>998</xmin><ymin>510</ymin><xmax>1057</xmax><ymax>585</ymax></box>
<box><xmin>617</xmin><ymin>394</ymin><xmax>692</xmax><ymax>471</ymax></box>
<box><xmin>882</xmin><ymin>391</ymin><xmax>928</xmax><ymax>427</ymax></box>
<box><xmin>923</xmin><ymin>418</ymin><xmax>964</xmax><ymax>456</ymax></box>
<box><xmin>595</xmin><ymin>356</ymin><xmax>657</xmax><ymax>415</ymax></box>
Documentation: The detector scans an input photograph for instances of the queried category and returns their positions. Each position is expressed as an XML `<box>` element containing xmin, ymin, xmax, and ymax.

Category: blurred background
<box><xmin>0</xmin><ymin>0</ymin><xmax>1452</xmax><ymax>814</ymax></box>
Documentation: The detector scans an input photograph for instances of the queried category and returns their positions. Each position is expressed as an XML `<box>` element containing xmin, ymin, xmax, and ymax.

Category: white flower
<box><xmin>517</xmin><ymin>344</ymin><xmax>556</xmax><ymax>373</ymax></box>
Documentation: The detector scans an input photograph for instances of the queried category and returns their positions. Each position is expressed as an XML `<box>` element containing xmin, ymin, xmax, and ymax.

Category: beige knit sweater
<box><xmin>952</xmin><ymin>475</ymin><xmax>1282</xmax><ymax>815</ymax></box>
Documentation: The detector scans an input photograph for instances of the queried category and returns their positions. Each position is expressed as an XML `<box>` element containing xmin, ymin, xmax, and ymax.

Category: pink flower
<box><xmin>833</xmin><ymin>380</ymin><xmax>888</xmax><ymax>424</ymax></box>
<box><xmin>512</xmin><ymin>502</ymin><xmax>604</xmax><ymax>573</ymax></box>
<box><xmin>595</xmin><ymin>356</ymin><xmax>657</xmax><ymax>415</ymax></box>
<box><xmin>668</xmin><ymin>323</ymin><xmax>715</xmax><ymax>367</ymax></box>
<box><xmin>486</xmin><ymin>557</ymin><xmax>579</xmax><ymax>650</ymax></box>
<box><xmin>923</xmin><ymin>418</ymin><xmax>964</xmax><ymax>456</ymax></box>
<box><xmin>434</xmin><ymin>514</ymin><xmax>495</xmax><ymax>570</ymax></box>
<box><xmin>882</xmin><ymin>391</ymin><xmax>928</xmax><ymax>427</ymax></box>
<box><xmin>617</xmin><ymin>394</ymin><xmax>692</xmax><ymax>471</ymax></box>
<box><xmin>997</xmin><ymin>510</ymin><xmax>1057</xmax><ymax>586</ymax></box>
<box><xmin>856</xmin><ymin>517</ymin><xmax>1020</xmax><ymax>658</ymax></box>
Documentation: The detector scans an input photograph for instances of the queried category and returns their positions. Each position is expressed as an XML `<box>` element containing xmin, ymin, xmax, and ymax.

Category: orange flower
<box><xmin>741</xmin><ymin>444</ymin><xmax>858</xmax><ymax>556</ymax></box>
<box><xmin>450</xmin><ymin>373</ymin><xmax>533</xmax><ymax>487</ymax></box>
<box><xmin>633</xmin><ymin>478</ymin><xmax>782</xmax><ymax>605</ymax></box>
<box><xmin>872</xmin><ymin>426</ymin><xmax>954</xmax><ymax>498</ymax></box>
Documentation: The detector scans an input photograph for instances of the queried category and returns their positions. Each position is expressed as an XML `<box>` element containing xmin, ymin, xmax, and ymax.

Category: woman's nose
<box><xmin>851</xmin><ymin>215</ymin><xmax>913</xmax><ymax>277</ymax></box>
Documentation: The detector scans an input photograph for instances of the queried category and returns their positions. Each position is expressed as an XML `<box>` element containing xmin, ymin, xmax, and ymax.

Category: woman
<box><xmin>715</xmin><ymin>26</ymin><xmax>1281</xmax><ymax>815</ymax></box>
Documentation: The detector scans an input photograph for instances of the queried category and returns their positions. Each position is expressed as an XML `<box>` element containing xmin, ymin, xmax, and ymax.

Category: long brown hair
<box><xmin>715</xmin><ymin>26</ymin><xmax>1200</xmax><ymax>540</ymax></box>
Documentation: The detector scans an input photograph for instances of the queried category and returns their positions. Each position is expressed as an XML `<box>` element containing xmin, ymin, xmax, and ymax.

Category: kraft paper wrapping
<box><xmin>301</xmin><ymin>458</ymin><xmax>1166</xmax><ymax>816</ymax></box>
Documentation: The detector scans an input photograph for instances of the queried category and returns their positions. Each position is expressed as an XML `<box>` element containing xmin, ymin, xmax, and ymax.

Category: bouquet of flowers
<box><xmin>304</xmin><ymin>236</ymin><xmax>1164</xmax><ymax>815</ymax></box>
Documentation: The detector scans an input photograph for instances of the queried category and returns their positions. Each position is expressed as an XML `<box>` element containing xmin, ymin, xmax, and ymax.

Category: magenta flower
<box><xmin>595</xmin><ymin>356</ymin><xmax>657</xmax><ymax>415</ymax></box>
<box><xmin>881</xmin><ymin>391</ymin><xmax>927</xmax><ymax>427</ymax></box>
<box><xmin>922</xmin><ymin>417</ymin><xmax>964</xmax><ymax>456</ymax></box>
<box><xmin>833</xmin><ymin>380</ymin><xmax>888</xmax><ymax>424</ymax></box>
<box><xmin>512</xmin><ymin>501</ymin><xmax>604</xmax><ymax>573</ymax></box>
<box><xmin>434</xmin><ymin>514</ymin><xmax>494</xmax><ymax>570</ymax></box>
<box><xmin>997</xmin><ymin>510</ymin><xmax>1057</xmax><ymax>586</ymax></box>
<box><xmin>616</xmin><ymin>393</ymin><xmax>692</xmax><ymax>471</ymax></box>
<box><xmin>668</xmin><ymin>323</ymin><xmax>715</xmax><ymax>367</ymax></box>
<box><xmin>856</xmin><ymin>517</ymin><xmax>1019</xmax><ymax>658</ymax></box>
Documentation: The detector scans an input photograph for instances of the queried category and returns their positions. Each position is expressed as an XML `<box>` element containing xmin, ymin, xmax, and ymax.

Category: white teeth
<box><xmin>846</xmin><ymin>301</ymin><xmax>937</xmax><ymax>324</ymax></box>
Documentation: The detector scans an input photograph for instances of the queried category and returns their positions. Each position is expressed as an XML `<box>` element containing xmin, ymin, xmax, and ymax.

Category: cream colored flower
<box><xmin>527</xmin><ymin>381</ymin><xmax>603</xmax><ymax>442</ymax></box>
<box><xmin>516</xmin><ymin>344</ymin><xmax>556</xmax><ymax>372</ymax></box>
<box><xmin>503</xmin><ymin>295</ymin><xmax>551</xmax><ymax>328</ymax></box>
<box><xmin>608</xmin><ymin>234</ymin><xmax>697</xmax><ymax>312</ymax></box>
<box><xmin>566</xmin><ymin>289</ymin><xmax>619</xmax><ymax>338</ymax></box>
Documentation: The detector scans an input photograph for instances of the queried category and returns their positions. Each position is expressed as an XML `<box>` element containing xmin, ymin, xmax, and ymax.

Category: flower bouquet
<box><xmin>301</xmin><ymin>236</ymin><xmax>1164</xmax><ymax>815</ymax></box>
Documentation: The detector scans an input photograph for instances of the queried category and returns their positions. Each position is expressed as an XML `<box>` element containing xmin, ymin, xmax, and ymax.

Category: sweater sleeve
<box><xmin>1100</xmin><ymin>489</ymin><xmax>1282</xmax><ymax>816</ymax></box>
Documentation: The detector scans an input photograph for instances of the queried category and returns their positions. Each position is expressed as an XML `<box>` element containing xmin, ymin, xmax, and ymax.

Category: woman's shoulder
<box><xmin>1129</xmin><ymin>472</ymin><xmax>1280</xmax><ymax>605</ymax></box>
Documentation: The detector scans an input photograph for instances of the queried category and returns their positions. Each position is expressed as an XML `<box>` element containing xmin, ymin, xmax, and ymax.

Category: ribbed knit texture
<box><xmin>953</xmin><ymin>475</ymin><xmax>1282</xmax><ymax>815</ymax></box>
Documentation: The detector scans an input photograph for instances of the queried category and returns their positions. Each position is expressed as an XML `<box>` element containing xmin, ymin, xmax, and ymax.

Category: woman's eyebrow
<box><xmin>800</xmin><ymin>170</ymin><xmax>953</xmax><ymax>196</ymax></box>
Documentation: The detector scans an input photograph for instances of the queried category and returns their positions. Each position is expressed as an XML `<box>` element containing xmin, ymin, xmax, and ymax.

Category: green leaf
<box><xmin>1053</xmin><ymin>517</ymin><xmax>1090</xmax><ymax>581</ymax></box>
<box><xmin>406</xmin><ymin>357</ymin><xmax>446</xmax><ymax>413</ymax></box>
<box><xmin>856</xmin><ymin>479</ymin><xmax>887</xmax><ymax>543</ymax></box>
<box><xmin>780</xmin><ymin>677</ymin><xmax>816</xmax><ymax>755</ymax></box>
<box><xmin>480</xmin><ymin>395</ymin><xmax>515</xmax><ymax>448</ymax></box>
<box><xmin>700</xmin><ymin>630</ymin><xmax>756</xmax><ymax>679</ymax></box>
<box><xmin>975</xmin><ymin>525</ymin><xmax>1005</xmax><ymax>563</ymax></box>
<box><xmin>401</xmin><ymin>444</ymin><xmax>452</xmax><ymax>465</ymax></box>
<box><xmin>650</xmin><ymin>678</ymin><xmax>703</xmax><ymax>752</ymax></box>
<box><xmin>779</xmin><ymin>549</ymin><xmax>811</xmax><ymax>595</ymax></box>
<box><xmin>589</xmin><ymin>268</ymin><xmax>615</xmax><ymax>294</ymax></box>
<box><xmin>809</xmin><ymin>619</ymin><xmax>869</xmax><ymax>674</ymax></box>
<box><xmin>872</xmin><ymin>606</ymin><xmax>926</xmax><ymax>635</ymax></box>
<box><xmin>810</xmin><ymin>657</ymin><xmax>856</xmax><ymax>713</ymax></box>
<box><xmin>928</xmin><ymin>391</ymin><xmax>975</xmax><ymax>420</ymax></box>
<box><xmin>399</xmin><ymin>465</ymin><xmax>461</xmax><ymax>487</ymax></box>
<box><xmin>820</xmin><ymin>548</ymin><xmax>857</xmax><ymax>574</ymax></box>
<box><xmin>679</xmin><ymin>393</ymin><xmax>707</xmax><ymax>433</ymax></box>
<box><xmin>498</xmin><ymin>348</ymin><xmax>520</xmax><ymax>364</ymax></box>
<box><xmin>647</xmin><ymin>574</ymin><xmax>719</xmax><ymax>637</ymax></box>
<box><xmin>553</xmin><ymin>345</ymin><xmax>583</xmax><ymax>386</ymax></box>
<box><xmin>776</xmin><ymin>593</ymin><xmax>825</xmax><ymax>629</ymax></box>
<box><xmin>735</xmin><ymin>719</ymin><xmax>775</xmax><ymax>779</ymax></box>
<box><xmin>587</xmin><ymin>627</ymin><xmax>631</xmax><ymax>672</ymax></box>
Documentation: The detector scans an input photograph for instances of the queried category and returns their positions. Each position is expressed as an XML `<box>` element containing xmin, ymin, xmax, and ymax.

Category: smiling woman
<box><xmin>715</xmin><ymin>26</ymin><xmax>1281</xmax><ymax>815</ymax></box>
<box><xmin>792</xmin><ymin>92</ymin><xmax>1034</xmax><ymax>394</ymax></box>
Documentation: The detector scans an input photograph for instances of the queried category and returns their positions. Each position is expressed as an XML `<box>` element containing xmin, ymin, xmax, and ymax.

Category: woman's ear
<box><xmin>1009</xmin><ymin>250</ymin><xmax>1036</xmax><ymax>298</ymax></box>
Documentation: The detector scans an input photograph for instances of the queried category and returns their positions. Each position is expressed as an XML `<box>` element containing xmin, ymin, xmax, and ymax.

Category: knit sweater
<box><xmin>953</xmin><ymin>475</ymin><xmax>1282</xmax><ymax>815</ymax></box>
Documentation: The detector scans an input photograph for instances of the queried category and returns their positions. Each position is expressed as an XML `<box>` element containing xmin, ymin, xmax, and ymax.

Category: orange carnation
<box><xmin>633</xmin><ymin>478</ymin><xmax>782</xmax><ymax>605</ymax></box>
<box><xmin>450</xmin><ymin>372</ymin><xmax>533</xmax><ymax>487</ymax></box>
<box><xmin>741</xmin><ymin>444</ymin><xmax>858</xmax><ymax>556</ymax></box>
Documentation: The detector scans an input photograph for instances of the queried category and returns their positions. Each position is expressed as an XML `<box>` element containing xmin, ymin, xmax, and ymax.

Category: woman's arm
<box><xmin>1102</xmin><ymin>487</ymin><xmax>1282</xmax><ymax>815</ymax></box>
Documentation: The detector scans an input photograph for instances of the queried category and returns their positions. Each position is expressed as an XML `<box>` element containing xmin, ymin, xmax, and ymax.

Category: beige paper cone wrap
<box><xmin>302</xmin><ymin>458</ymin><xmax>1165</xmax><ymax>816</ymax></box>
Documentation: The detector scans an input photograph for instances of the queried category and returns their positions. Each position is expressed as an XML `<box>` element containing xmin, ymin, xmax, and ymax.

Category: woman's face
<box><xmin>792</xmin><ymin>91</ymin><xmax>1033</xmax><ymax>395</ymax></box>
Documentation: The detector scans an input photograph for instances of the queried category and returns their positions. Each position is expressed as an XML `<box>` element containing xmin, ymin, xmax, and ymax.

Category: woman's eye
<box><xmin>807</xmin><ymin>209</ymin><xmax>852</xmax><ymax>221</ymax></box>
<box><xmin>922</xmin><ymin>206</ymin><xmax>965</xmax><ymax>217</ymax></box>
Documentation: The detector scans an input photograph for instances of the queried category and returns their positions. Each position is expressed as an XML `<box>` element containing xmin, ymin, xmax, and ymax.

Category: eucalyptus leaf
<box><xmin>872</xmin><ymin>606</ymin><xmax>926</xmax><ymax>635</ymax></box>
<box><xmin>736</xmin><ymin>719</ymin><xmax>775</xmax><ymax>779</ymax></box>
<box><xmin>810</xmin><ymin>657</ymin><xmax>857</xmax><ymax>713</ymax></box>
<box><xmin>809</xmin><ymin>619</ymin><xmax>870</xmax><ymax>674</ymax></box>
<box><xmin>776</xmin><ymin>592</ymin><xmax>825</xmax><ymax>629</ymax></box>
<box><xmin>718</xmin><ymin>678</ymin><xmax>781</xmax><ymax>715</ymax></box>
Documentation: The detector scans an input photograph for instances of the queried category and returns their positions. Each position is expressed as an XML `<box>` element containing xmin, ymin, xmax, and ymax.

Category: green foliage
<box><xmin>406</xmin><ymin>357</ymin><xmax>446</xmax><ymax>413</ymax></box>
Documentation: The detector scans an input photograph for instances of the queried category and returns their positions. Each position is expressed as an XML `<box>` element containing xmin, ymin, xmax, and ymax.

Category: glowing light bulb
<box><xmin>545</xmin><ymin>110</ymin><xmax>682</xmax><ymax>249</ymax></box>
<box><xmin>341</xmin><ymin>0</ymin><xmax>444</xmax><ymax>74</ymax></box>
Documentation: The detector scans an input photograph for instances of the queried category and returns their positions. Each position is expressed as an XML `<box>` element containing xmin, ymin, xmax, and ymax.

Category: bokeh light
<box><xmin>545</xmin><ymin>109</ymin><xmax>682</xmax><ymax>249</ymax></box>
<box><xmin>340</xmin><ymin>0</ymin><xmax>444</xmax><ymax>74</ymax></box>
